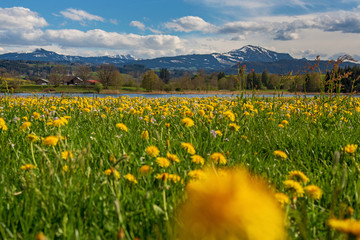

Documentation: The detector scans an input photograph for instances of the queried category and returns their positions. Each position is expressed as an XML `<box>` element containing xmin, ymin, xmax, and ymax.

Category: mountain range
<box><xmin>0</xmin><ymin>45</ymin><xmax>358</xmax><ymax>74</ymax></box>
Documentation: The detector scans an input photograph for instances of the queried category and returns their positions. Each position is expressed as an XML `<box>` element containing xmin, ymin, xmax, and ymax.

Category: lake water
<box><xmin>0</xmin><ymin>92</ymin><xmax>318</xmax><ymax>98</ymax></box>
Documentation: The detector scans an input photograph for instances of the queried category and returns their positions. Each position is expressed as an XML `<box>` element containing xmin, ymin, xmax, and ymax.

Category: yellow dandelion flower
<box><xmin>26</xmin><ymin>133</ymin><xmax>39</xmax><ymax>142</ymax></box>
<box><xmin>167</xmin><ymin>152</ymin><xmax>180</xmax><ymax>163</ymax></box>
<box><xmin>181</xmin><ymin>142</ymin><xmax>196</xmax><ymax>155</ymax></box>
<box><xmin>281</xmin><ymin>120</ymin><xmax>289</xmax><ymax>125</ymax></box>
<box><xmin>191</xmin><ymin>155</ymin><xmax>205</xmax><ymax>165</ymax></box>
<box><xmin>0</xmin><ymin>118</ymin><xmax>8</xmax><ymax>131</ymax></box>
<box><xmin>63</xmin><ymin>165</ymin><xmax>69</xmax><ymax>172</ymax></box>
<box><xmin>19</xmin><ymin>121</ymin><xmax>31</xmax><ymax>131</ymax></box>
<box><xmin>178</xmin><ymin>168</ymin><xmax>286</xmax><ymax>240</ymax></box>
<box><xmin>273</xmin><ymin>150</ymin><xmax>288</xmax><ymax>159</ymax></box>
<box><xmin>188</xmin><ymin>169</ymin><xmax>206</xmax><ymax>180</ymax></box>
<box><xmin>145</xmin><ymin>145</ymin><xmax>160</xmax><ymax>157</ymax></box>
<box><xmin>104</xmin><ymin>168</ymin><xmax>120</xmax><ymax>179</ymax></box>
<box><xmin>283</xmin><ymin>180</ymin><xmax>304</xmax><ymax>197</ymax></box>
<box><xmin>181</xmin><ymin>117</ymin><xmax>194</xmax><ymax>127</ymax></box>
<box><xmin>199</xmin><ymin>109</ymin><xmax>205</xmax><ymax>116</ymax></box>
<box><xmin>209</xmin><ymin>152</ymin><xmax>227</xmax><ymax>165</ymax></box>
<box><xmin>343</xmin><ymin>144</ymin><xmax>358</xmax><ymax>154</ymax></box>
<box><xmin>61</xmin><ymin>150</ymin><xmax>74</xmax><ymax>160</ymax></box>
<box><xmin>275</xmin><ymin>193</ymin><xmax>290</xmax><ymax>207</ymax></box>
<box><xmin>165</xmin><ymin>123</ymin><xmax>170</xmax><ymax>128</ymax></box>
<box><xmin>304</xmin><ymin>184</ymin><xmax>323</xmax><ymax>200</ymax></box>
<box><xmin>156</xmin><ymin>173</ymin><xmax>181</xmax><ymax>183</ymax></box>
<box><xmin>287</xmin><ymin>170</ymin><xmax>310</xmax><ymax>184</ymax></box>
<box><xmin>156</xmin><ymin>157</ymin><xmax>171</xmax><ymax>168</ymax></box>
<box><xmin>124</xmin><ymin>173</ymin><xmax>138</xmax><ymax>184</ymax></box>
<box><xmin>229</xmin><ymin>123</ymin><xmax>240</xmax><ymax>131</ymax></box>
<box><xmin>141</xmin><ymin>130</ymin><xmax>149</xmax><ymax>140</ymax></box>
<box><xmin>42</xmin><ymin>135</ymin><xmax>59</xmax><ymax>146</ymax></box>
<box><xmin>278</xmin><ymin>124</ymin><xmax>285</xmax><ymax>128</ymax></box>
<box><xmin>223</xmin><ymin>110</ymin><xmax>235</xmax><ymax>121</ymax></box>
<box><xmin>116</xmin><ymin>123</ymin><xmax>128</xmax><ymax>132</ymax></box>
<box><xmin>215</xmin><ymin>130</ymin><xmax>223</xmax><ymax>136</ymax></box>
<box><xmin>328</xmin><ymin>218</ymin><xmax>360</xmax><ymax>237</ymax></box>
<box><xmin>21</xmin><ymin>164</ymin><xmax>37</xmax><ymax>171</ymax></box>
<box><xmin>139</xmin><ymin>165</ymin><xmax>151</xmax><ymax>175</ymax></box>
<box><xmin>109</xmin><ymin>155</ymin><xmax>116</xmax><ymax>163</ymax></box>
<box><xmin>33</xmin><ymin>112</ymin><xmax>41</xmax><ymax>119</ymax></box>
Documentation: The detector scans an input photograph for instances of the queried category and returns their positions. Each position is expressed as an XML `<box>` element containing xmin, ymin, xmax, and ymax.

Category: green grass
<box><xmin>0</xmin><ymin>95</ymin><xmax>359</xmax><ymax>239</ymax></box>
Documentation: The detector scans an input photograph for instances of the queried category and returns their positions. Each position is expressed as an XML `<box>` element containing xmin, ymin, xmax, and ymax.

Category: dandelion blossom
<box><xmin>145</xmin><ymin>145</ymin><xmax>160</xmax><ymax>157</ymax></box>
<box><xmin>0</xmin><ymin>118</ymin><xmax>8</xmax><ymax>131</ymax></box>
<box><xmin>343</xmin><ymin>144</ymin><xmax>358</xmax><ymax>154</ymax></box>
<box><xmin>287</xmin><ymin>170</ymin><xmax>310</xmax><ymax>184</ymax></box>
<box><xmin>116</xmin><ymin>123</ymin><xmax>128</xmax><ymax>132</ymax></box>
<box><xmin>124</xmin><ymin>173</ymin><xmax>138</xmax><ymax>184</ymax></box>
<box><xmin>181</xmin><ymin>142</ymin><xmax>196</xmax><ymax>155</ymax></box>
<box><xmin>275</xmin><ymin>193</ymin><xmax>290</xmax><ymax>207</ymax></box>
<box><xmin>223</xmin><ymin>110</ymin><xmax>235</xmax><ymax>121</ymax></box>
<box><xmin>156</xmin><ymin>173</ymin><xmax>181</xmax><ymax>183</ymax></box>
<box><xmin>178</xmin><ymin>168</ymin><xmax>286</xmax><ymax>240</ymax></box>
<box><xmin>21</xmin><ymin>164</ymin><xmax>37</xmax><ymax>171</ymax></box>
<box><xmin>156</xmin><ymin>157</ymin><xmax>171</xmax><ymax>168</ymax></box>
<box><xmin>26</xmin><ymin>133</ymin><xmax>39</xmax><ymax>142</ymax></box>
<box><xmin>167</xmin><ymin>152</ymin><xmax>180</xmax><ymax>163</ymax></box>
<box><xmin>229</xmin><ymin>123</ymin><xmax>240</xmax><ymax>131</ymax></box>
<box><xmin>283</xmin><ymin>180</ymin><xmax>304</xmax><ymax>197</ymax></box>
<box><xmin>181</xmin><ymin>117</ymin><xmax>194</xmax><ymax>127</ymax></box>
<box><xmin>104</xmin><ymin>168</ymin><xmax>120</xmax><ymax>180</ymax></box>
<box><xmin>141</xmin><ymin>130</ymin><xmax>149</xmax><ymax>140</ymax></box>
<box><xmin>273</xmin><ymin>150</ymin><xmax>288</xmax><ymax>159</ymax></box>
<box><xmin>188</xmin><ymin>169</ymin><xmax>206</xmax><ymax>180</ymax></box>
<box><xmin>139</xmin><ymin>165</ymin><xmax>151</xmax><ymax>175</ymax></box>
<box><xmin>328</xmin><ymin>218</ymin><xmax>360</xmax><ymax>237</ymax></box>
<box><xmin>209</xmin><ymin>152</ymin><xmax>227</xmax><ymax>165</ymax></box>
<box><xmin>304</xmin><ymin>184</ymin><xmax>323</xmax><ymax>200</ymax></box>
<box><xmin>191</xmin><ymin>155</ymin><xmax>205</xmax><ymax>165</ymax></box>
<box><xmin>19</xmin><ymin>121</ymin><xmax>31</xmax><ymax>131</ymax></box>
<box><xmin>61</xmin><ymin>150</ymin><xmax>74</xmax><ymax>160</ymax></box>
<box><xmin>42</xmin><ymin>135</ymin><xmax>59</xmax><ymax>146</ymax></box>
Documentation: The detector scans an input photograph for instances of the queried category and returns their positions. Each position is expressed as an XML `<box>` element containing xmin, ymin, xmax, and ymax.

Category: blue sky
<box><xmin>1</xmin><ymin>0</ymin><xmax>360</xmax><ymax>60</ymax></box>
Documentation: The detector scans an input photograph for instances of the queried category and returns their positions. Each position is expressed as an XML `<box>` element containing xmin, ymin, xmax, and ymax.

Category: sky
<box><xmin>1</xmin><ymin>0</ymin><xmax>360</xmax><ymax>60</ymax></box>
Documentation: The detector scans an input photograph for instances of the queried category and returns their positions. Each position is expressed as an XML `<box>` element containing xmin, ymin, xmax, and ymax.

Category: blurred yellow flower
<box><xmin>283</xmin><ymin>180</ymin><xmax>304</xmax><ymax>197</ymax></box>
<box><xmin>343</xmin><ymin>144</ymin><xmax>358</xmax><ymax>154</ymax></box>
<box><xmin>328</xmin><ymin>218</ymin><xmax>360</xmax><ymax>237</ymax></box>
<box><xmin>145</xmin><ymin>145</ymin><xmax>160</xmax><ymax>157</ymax></box>
<box><xmin>188</xmin><ymin>169</ymin><xmax>206</xmax><ymax>180</ymax></box>
<box><xmin>0</xmin><ymin>118</ymin><xmax>8</xmax><ymax>131</ymax></box>
<box><xmin>61</xmin><ymin>150</ymin><xmax>74</xmax><ymax>160</ymax></box>
<box><xmin>304</xmin><ymin>184</ymin><xmax>323</xmax><ymax>200</ymax></box>
<box><xmin>191</xmin><ymin>155</ymin><xmax>205</xmax><ymax>165</ymax></box>
<box><xmin>116</xmin><ymin>123</ymin><xmax>128</xmax><ymax>132</ymax></box>
<box><xmin>209</xmin><ymin>152</ymin><xmax>227</xmax><ymax>165</ymax></box>
<box><xmin>167</xmin><ymin>152</ymin><xmax>180</xmax><ymax>163</ymax></box>
<box><xmin>155</xmin><ymin>173</ymin><xmax>181</xmax><ymax>183</ymax></box>
<box><xmin>124</xmin><ymin>173</ymin><xmax>138</xmax><ymax>184</ymax></box>
<box><xmin>275</xmin><ymin>193</ymin><xmax>290</xmax><ymax>207</ymax></box>
<box><xmin>178</xmin><ymin>168</ymin><xmax>286</xmax><ymax>240</ymax></box>
<box><xmin>26</xmin><ymin>133</ymin><xmax>39</xmax><ymax>142</ymax></box>
<box><xmin>229</xmin><ymin>123</ymin><xmax>240</xmax><ymax>131</ymax></box>
<box><xmin>273</xmin><ymin>150</ymin><xmax>288</xmax><ymax>159</ymax></box>
<box><xmin>181</xmin><ymin>142</ymin><xmax>196</xmax><ymax>155</ymax></box>
<box><xmin>104</xmin><ymin>167</ymin><xmax>120</xmax><ymax>179</ymax></box>
<box><xmin>141</xmin><ymin>130</ymin><xmax>149</xmax><ymax>140</ymax></box>
<box><xmin>42</xmin><ymin>135</ymin><xmax>59</xmax><ymax>146</ymax></box>
<box><xmin>19</xmin><ymin>121</ymin><xmax>31</xmax><ymax>131</ymax></box>
<box><xmin>181</xmin><ymin>117</ymin><xmax>194</xmax><ymax>127</ymax></box>
<box><xmin>223</xmin><ymin>110</ymin><xmax>235</xmax><ymax>121</ymax></box>
<box><xmin>139</xmin><ymin>165</ymin><xmax>151</xmax><ymax>175</ymax></box>
<box><xmin>287</xmin><ymin>170</ymin><xmax>310</xmax><ymax>184</ymax></box>
<box><xmin>156</xmin><ymin>157</ymin><xmax>171</xmax><ymax>168</ymax></box>
<box><xmin>21</xmin><ymin>164</ymin><xmax>37</xmax><ymax>171</ymax></box>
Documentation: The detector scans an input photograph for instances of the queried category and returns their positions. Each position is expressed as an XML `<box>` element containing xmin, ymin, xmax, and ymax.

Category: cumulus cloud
<box><xmin>0</xmin><ymin>7</ymin><xmax>47</xmax><ymax>30</ymax></box>
<box><xmin>130</xmin><ymin>21</ymin><xmax>146</xmax><ymax>31</ymax></box>
<box><xmin>60</xmin><ymin>8</ymin><xmax>104</xmax><ymax>22</ymax></box>
<box><xmin>164</xmin><ymin>16</ymin><xmax>216</xmax><ymax>33</ymax></box>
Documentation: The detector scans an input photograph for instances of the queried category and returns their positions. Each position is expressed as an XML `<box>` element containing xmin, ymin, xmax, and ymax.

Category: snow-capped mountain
<box><xmin>0</xmin><ymin>48</ymin><xmax>137</xmax><ymax>65</ymax></box>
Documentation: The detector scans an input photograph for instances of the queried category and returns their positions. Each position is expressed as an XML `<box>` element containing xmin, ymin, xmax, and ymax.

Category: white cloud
<box><xmin>109</xmin><ymin>19</ymin><xmax>118</xmax><ymax>25</ymax></box>
<box><xmin>164</xmin><ymin>16</ymin><xmax>216</xmax><ymax>33</ymax></box>
<box><xmin>60</xmin><ymin>8</ymin><xmax>104</xmax><ymax>22</ymax></box>
<box><xmin>130</xmin><ymin>21</ymin><xmax>146</xmax><ymax>31</ymax></box>
<box><xmin>0</xmin><ymin>7</ymin><xmax>47</xmax><ymax>30</ymax></box>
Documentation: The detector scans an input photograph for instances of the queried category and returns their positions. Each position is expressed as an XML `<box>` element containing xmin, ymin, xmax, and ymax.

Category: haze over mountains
<box><xmin>0</xmin><ymin>45</ymin><xmax>357</xmax><ymax>74</ymax></box>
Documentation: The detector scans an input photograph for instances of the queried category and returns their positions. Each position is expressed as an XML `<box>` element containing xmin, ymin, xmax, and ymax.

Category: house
<box><xmin>35</xmin><ymin>78</ymin><xmax>49</xmax><ymax>85</ymax></box>
<box><xmin>64</xmin><ymin>76</ymin><xmax>84</xmax><ymax>85</ymax></box>
<box><xmin>87</xmin><ymin>80</ymin><xmax>101</xmax><ymax>85</ymax></box>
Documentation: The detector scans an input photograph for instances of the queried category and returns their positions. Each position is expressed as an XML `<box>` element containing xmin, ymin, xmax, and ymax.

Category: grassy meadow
<box><xmin>1</xmin><ymin>95</ymin><xmax>360</xmax><ymax>239</ymax></box>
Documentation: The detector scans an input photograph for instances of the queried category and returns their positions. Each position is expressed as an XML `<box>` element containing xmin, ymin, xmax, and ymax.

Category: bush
<box><xmin>94</xmin><ymin>82</ymin><xmax>103</xmax><ymax>93</ymax></box>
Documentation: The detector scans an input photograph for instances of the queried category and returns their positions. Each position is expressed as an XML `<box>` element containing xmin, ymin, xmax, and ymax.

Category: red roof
<box><xmin>87</xmin><ymin>80</ymin><xmax>100</xmax><ymax>83</ymax></box>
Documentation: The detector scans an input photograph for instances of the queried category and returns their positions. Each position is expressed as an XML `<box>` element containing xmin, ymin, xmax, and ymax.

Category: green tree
<box><xmin>97</xmin><ymin>64</ymin><xmax>117</xmax><ymax>89</ymax></box>
<box><xmin>141</xmin><ymin>70</ymin><xmax>160</xmax><ymax>91</ymax></box>
<box><xmin>159</xmin><ymin>68</ymin><xmax>170</xmax><ymax>84</ymax></box>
